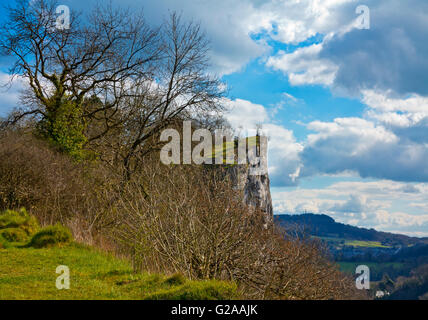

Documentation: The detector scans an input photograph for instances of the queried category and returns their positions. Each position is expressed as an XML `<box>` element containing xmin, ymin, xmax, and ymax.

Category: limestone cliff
<box><xmin>227</xmin><ymin>136</ymin><xmax>273</xmax><ymax>223</ymax></box>
<box><xmin>232</xmin><ymin>164</ymin><xmax>273</xmax><ymax>223</ymax></box>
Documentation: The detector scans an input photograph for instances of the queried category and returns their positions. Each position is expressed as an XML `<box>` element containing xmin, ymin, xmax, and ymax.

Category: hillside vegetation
<box><xmin>0</xmin><ymin>130</ymin><xmax>364</xmax><ymax>300</ymax></box>
<box><xmin>0</xmin><ymin>244</ymin><xmax>237</xmax><ymax>300</ymax></box>
<box><xmin>0</xmin><ymin>208</ymin><xmax>236</xmax><ymax>300</ymax></box>
<box><xmin>0</xmin><ymin>0</ymin><xmax>362</xmax><ymax>300</ymax></box>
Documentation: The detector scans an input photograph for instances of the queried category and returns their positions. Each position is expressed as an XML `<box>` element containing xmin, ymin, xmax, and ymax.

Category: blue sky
<box><xmin>1</xmin><ymin>0</ymin><xmax>428</xmax><ymax>236</ymax></box>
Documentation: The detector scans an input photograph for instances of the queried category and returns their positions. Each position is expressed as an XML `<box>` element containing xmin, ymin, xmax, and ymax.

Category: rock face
<box><xmin>236</xmin><ymin>165</ymin><xmax>273</xmax><ymax>223</ymax></box>
<box><xmin>227</xmin><ymin>136</ymin><xmax>273</xmax><ymax>224</ymax></box>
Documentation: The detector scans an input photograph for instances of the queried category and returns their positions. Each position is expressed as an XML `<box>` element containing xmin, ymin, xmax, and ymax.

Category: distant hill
<box><xmin>274</xmin><ymin>213</ymin><xmax>427</xmax><ymax>246</ymax></box>
<box><xmin>275</xmin><ymin>213</ymin><xmax>428</xmax><ymax>298</ymax></box>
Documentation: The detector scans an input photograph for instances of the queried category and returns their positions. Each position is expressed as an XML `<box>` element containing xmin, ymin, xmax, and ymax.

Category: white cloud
<box><xmin>273</xmin><ymin>179</ymin><xmax>428</xmax><ymax>236</ymax></box>
<box><xmin>64</xmin><ymin>0</ymin><xmax>363</xmax><ymax>76</ymax></box>
<box><xmin>112</xmin><ymin>0</ymin><xmax>272</xmax><ymax>76</ymax></box>
<box><xmin>319</xmin><ymin>0</ymin><xmax>428</xmax><ymax>96</ymax></box>
<box><xmin>300</xmin><ymin>91</ymin><xmax>428</xmax><ymax>182</ymax></box>
<box><xmin>0</xmin><ymin>72</ymin><xmax>26</xmax><ymax>117</ymax></box>
<box><xmin>222</xmin><ymin>98</ymin><xmax>269</xmax><ymax>130</ymax></box>
<box><xmin>362</xmin><ymin>91</ymin><xmax>428</xmax><ymax>144</ymax></box>
<box><xmin>9</xmin><ymin>0</ymin><xmax>428</xmax><ymax>95</ymax></box>
<box><xmin>362</xmin><ymin>90</ymin><xmax>428</xmax><ymax>114</ymax></box>
<box><xmin>330</xmin><ymin>194</ymin><xmax>371</xmax><ymax>214</ymax></box>
<box><xmin>15</xmin><ymin>0</ymin><xmax>428</xmax><ymax>96</ymax></box>
<box><xmin>256</xmin><ymin>0</ymin><xmax>357</xmax><ymax>44</ymax></box>
<box><xmin>266</xmin><ymin>44</ymin><xmax>338</xmax><ymax>86</ymax></box>
<box><xmin>264</xmin><ymin>123</ymin><xmax>304</xmax><ymax>186</ymax></box>
<box><xmin>262</xmin><ymin>0</ymin><xmax>428</xmax><ymax>97</ymax></box>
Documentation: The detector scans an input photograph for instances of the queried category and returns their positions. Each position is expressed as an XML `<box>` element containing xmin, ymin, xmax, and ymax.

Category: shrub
<box><xmin>0</xmin><ymin>131</ymin><xmax>121</xmax><ymax>244</ymax></box>
<box><xmin>0</xmin><ymin>208</ymin><xmax>39</xmax><ymax>237</ymax></box>
<box><xmin>164</xmin><ymin>274</ymin><xmax>186</xmax><ymax>286</ymax></box>
<box><xmin>0</xmin><ymin>234</ymin><xmax>11</xmax><ymax>249</ymax></box>
<box><xmin>144</xmin><ymin>280</ymin><xmax>238</xmax><ymax>300</ymax></box>
<box><xmin>0</xmin><ymin>228</ymin><xmax>29</xmax><ymax>242</ymax></box>
<box><xmin>29</xmin><ymin>224</ymin><xmax>73</xmax><ymax>248</ymax></box>
<box><xmin>0</xmin><ymin>208</ymin><xmax>27</xmax><ymax>229</ymax></box>
<box><xmin>19</xmin><ymin>216</ymin><xmax>40</xmax><ymax>236</ymax></box>
<box><xmin>0</xmin><ymin>132</ymin><xmax>82</xmax><ymax>218</ymax></box>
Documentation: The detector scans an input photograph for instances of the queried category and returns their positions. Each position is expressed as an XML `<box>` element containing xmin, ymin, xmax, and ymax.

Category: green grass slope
<box><xmin>0</xmin><ymin>243</ymin><xmax>237</xmax><ymax>300</ymax></box>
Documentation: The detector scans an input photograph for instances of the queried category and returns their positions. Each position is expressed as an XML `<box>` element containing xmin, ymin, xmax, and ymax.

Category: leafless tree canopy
<box><xmin>0</xmin><ymin>0</ymin><xmax>225</xmax><ymax>177</ymax></box>
<box><xmin>114</xmin><ymin>160</ymin><xmax>363</xmax><ymax>300</ymax></box>
<box><xmin>1</xmin><ymin>0</ymin><xmax>158</xmax><ymax>115</ymax></box>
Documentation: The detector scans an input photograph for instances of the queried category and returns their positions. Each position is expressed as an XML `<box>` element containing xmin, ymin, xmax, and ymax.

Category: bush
<box><xmin>0</xmin><ymin>234</ymin><xmax>11</xmax><ymax>249</ymax></box>
<box><xmin>144</xmin><ymin>280</ymin><xmax>238</xmax><ymax>300</ymax></box>
<box><xmin>0</xmin><ymin>131</ymin><xmax>121</xmax><ymax>244</ymax></box>
<box><xmin>0</xmin><ymin>208</ymin><xmax>39</xmax><ymax>237</ymax></box>
<box><xmin>0</xmin><ymin>132</ymin><xmax>83</xmax><ymax>219</ymax></box>
<box><xmin>0</xmin><ymin>228</ymin><xmax>29</xmax><ymax>242</ymax></box>
<box><xmin>164</xmin><ymin>274</ymin><xmax>186</xmax><ymax>286</ymax></box>
<box><xmin>29</xmin><ymin>224</ymin><xmax>73</xmax><ymax>248</ymax></box>
<box><xmin>19</xmin><ymin>217</ymin><xmax>39</xmax><ymax>237</ymax></box>
<box><xmin>0</xmin><ymin>208</ymin><xmax>27</xmax><ymax>229</ymax></box>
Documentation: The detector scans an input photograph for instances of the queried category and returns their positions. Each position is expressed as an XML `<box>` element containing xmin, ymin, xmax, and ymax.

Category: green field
<box><xmin>314</xmin><ymin>236</ymin><xmax>392</xmax><ymax>248</ymax></box>
<box><xmin>338</xmin><ymin>261</ymin><xmax>405</xmax><ymax>274</ymax></box>
<box><xmin>0</xmin><ymin>243</ymin><xmax>237</xmax><ymax>300</ymax></box>
<box><xmin>345</xmin><ymin>240</ymin><xmax>391</xmax><ymax>248</ymax></box>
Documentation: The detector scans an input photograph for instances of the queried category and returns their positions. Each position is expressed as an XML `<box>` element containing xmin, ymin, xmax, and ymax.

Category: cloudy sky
<box><xmin>1</xmin><ymin>0</ymin><xmax>428</xmax><ymax>236</ymax></box>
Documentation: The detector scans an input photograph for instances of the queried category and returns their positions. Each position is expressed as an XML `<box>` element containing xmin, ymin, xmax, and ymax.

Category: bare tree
<box><xmin>0</xmin><ymin>0</ymin><xmax>160</xmax><ymax>154</ymax></box>
<box><xmin>1</xmin><ymin>1</ymin><xmax>225</xmax><ymax>175</ymax></box>
<box><xmin>1</xmin><ymin>0</ymin><xmax>161</xmax><ymax>113</ymax></box>
<box><xmin>114</xmin><ymin>13</ymin><xmax>225</xmax><ymax>180</ymax></box>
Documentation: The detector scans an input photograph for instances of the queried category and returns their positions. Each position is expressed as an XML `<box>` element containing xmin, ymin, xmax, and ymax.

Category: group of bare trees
<box><xmin>114</xmin><ymin>159</ymin><xmax>362</xmax><ymax>299</ymax></box>
<box><xmin>0</xmin><ymin>0</ymin><xmax>224</xmax><ymax>176</ymax></box>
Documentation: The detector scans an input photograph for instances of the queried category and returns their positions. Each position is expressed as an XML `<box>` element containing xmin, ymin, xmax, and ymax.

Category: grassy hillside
<box><xmin>0</xmin><ymin>243</ymin><xmax>237</xmax><ymax>300</ymax></box>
